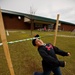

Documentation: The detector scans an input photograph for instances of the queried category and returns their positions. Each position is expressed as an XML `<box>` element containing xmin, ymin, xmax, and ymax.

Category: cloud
<box><xmin>0</xmin><ymin>0</ymin><xmax>75</xmax><ymax>24</ymax></box>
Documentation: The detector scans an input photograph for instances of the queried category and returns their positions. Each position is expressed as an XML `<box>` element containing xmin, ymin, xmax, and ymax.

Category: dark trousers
<box><xmin>34</xmin><ymin>67</ymin><xmax>62</xmax><ymax>75</ymax></box>
<box><xmin>43</xmin><ymin>67</ymin><xmax>62</xmax><ymax>75</ymax></box>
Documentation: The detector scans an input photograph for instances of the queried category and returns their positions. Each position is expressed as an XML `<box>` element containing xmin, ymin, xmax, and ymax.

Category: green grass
<box><xmin>0</xmin><ymin>30</ymin><xmax>75</xmax><ymax>75</ymax></box>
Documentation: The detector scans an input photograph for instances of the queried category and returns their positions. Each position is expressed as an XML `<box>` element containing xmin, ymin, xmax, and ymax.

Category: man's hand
<box><xmin>64</xmin><ymin>61</ymin><xmax>66</xmax><ymax>66</ymax></box>
<box><xmin>67</xmin><ymin>52</ymin><xmax>71</xmax><ymax>56</ymax></box>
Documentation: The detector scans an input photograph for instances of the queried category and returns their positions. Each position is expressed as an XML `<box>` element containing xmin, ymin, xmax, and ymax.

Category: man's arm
<box><xmin>53</xmin><ymin>46</ymin><xmax>70</xmax><ymax>56</ymax></box>
<box><xmin>38</xmin><ymin>47</ymin><xmax>66</xmax><ymax>67</ymax></box>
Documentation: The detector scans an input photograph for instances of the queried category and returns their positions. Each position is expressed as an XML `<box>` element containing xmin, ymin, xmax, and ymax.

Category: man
<box><xmin>32</xmin><ymin>34</ymin><xmax>70</xmax><ymax>75</ymax></box>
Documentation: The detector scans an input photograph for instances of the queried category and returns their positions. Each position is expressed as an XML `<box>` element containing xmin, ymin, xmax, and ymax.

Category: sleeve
<box><xmin>38</xmin><ymin>47</ymin><xmax>65</xmax><ymax>67</ymax></box>
<box><xmin>53</xmin><ymin>46</ymin><xmax>68</xmax><ymax>56</ymax></box>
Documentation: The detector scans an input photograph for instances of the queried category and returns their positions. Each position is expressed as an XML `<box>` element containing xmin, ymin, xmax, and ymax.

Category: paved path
<box><xmin>49</xmin><ymin>34</ymin><xmax>75</xmax><ymax>38</ymax></box>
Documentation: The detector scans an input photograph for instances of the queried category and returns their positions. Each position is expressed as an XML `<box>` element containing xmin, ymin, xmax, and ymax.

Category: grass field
<box><xmin>0</xmin><ymin>30</ymin><xmax>75</xmax><ymax>75</ymax></box>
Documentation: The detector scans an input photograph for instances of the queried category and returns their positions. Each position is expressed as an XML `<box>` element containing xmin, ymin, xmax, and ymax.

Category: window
<box><xmin>48</xmin><ymin>24</ymin><xmax>53</xmax><ymax>29</ymax></box>
<box><xmin>35</xmin><ymin>23</ymin><xmax>43</xmax><ymax>28</ymax></box>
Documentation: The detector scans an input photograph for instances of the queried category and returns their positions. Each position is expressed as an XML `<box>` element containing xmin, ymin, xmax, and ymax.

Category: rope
<box><xmin>0</xmin><ymin>37</ymin><xmax>40</xmax><ymax>46</ymax></box>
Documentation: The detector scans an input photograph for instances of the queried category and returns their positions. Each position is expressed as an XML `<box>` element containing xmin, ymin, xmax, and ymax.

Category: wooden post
<box><xmin>0</xmin><ymin>9</ymin><xmax>15</xmax><ymax>75</ymax></box>
<box><xmin>53</xmin><ymin>14</ymin><xmax>60</xmax><ymax>46</ymax></box>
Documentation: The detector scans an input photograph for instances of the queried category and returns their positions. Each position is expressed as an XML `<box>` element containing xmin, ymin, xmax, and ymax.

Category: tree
<box><xmin>30</xmin><ymin>6</ymin><xmax>37</xmax><ymax>35</ymax></box>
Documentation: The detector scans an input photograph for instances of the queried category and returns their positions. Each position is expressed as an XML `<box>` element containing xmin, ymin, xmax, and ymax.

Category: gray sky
<box><xmin>0</xmin><ymin>0</ymin><xmax>75</xmax><ymax>24</ymax></box>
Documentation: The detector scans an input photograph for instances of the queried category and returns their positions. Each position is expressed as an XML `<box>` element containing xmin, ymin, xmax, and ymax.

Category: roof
<box><xmin>1</xmin><ymin>9</ymin><xmax>75</xmax><ymax>26</ymax></box>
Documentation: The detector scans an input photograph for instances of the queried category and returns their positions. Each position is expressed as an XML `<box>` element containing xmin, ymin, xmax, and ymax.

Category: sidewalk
<box><xmin>49</xmin><ymin>34</ymin><xmax>75</xmax><ymax>38</ymax></box>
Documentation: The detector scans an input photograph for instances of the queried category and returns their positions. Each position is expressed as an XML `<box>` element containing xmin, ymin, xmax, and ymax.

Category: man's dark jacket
<box><xmin>38</xmin><ymin>43</ymin><xmax>68</xmax><ymax>71</ymax></box>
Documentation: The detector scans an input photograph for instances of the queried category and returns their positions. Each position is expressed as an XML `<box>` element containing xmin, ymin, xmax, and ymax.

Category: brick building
<box><xmin>1</xmin><ymin>9</ymin><xmax>75</xmax><ymax>31</ymax></box>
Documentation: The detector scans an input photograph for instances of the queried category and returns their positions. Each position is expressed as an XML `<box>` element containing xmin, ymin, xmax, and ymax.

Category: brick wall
<box><xmin>2</xmin><ymin>13</ymin><xmax>30</xmax><ymax>30</ymax></box>
<box><xmin>61</xmin><ymin>24</ymin><xmax>75</xmax><ymax>31</ymax></box>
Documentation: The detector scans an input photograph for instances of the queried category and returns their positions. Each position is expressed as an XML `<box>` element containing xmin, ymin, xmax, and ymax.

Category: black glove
<box><xmin>59</xmin><ymin>61</ymin><xmax>66</xmax><ymax>67</ymax></box>
<box><xmin>34</xmin><ymin>34</ymin><xmax>40</xmax><ymax>39</ymax></box>
<box><xmin>34</xmin><ymin>34</ymin><xmax>39</xmax><ymax>38</ymax></box>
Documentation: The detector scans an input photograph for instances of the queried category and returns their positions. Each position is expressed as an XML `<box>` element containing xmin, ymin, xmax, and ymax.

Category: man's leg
<box><xmin>43</xmin><ymin>71</ymin><xmax>51</xmax><ymax>75</ymax></box>
<box><xmin>33</xmin><ymin>71</ymin><xmax>51</xmax><ymax>75</ymax></box>
<box><xmin>42</xmin><ymin>61</ymin><xmax>51</xmax><ymax>75</ymax></box>
<box><xmin>52</xmin><ymin>67</ymin><xmax>62</xmax><ymax>75</ymax></box>
<box><xmin>33</xmin><ymin>72</ymin><xmax>43</xmax><ymax>75</ymax></box>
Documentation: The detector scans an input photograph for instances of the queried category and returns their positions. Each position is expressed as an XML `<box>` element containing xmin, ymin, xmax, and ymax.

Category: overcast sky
<box><xmin>0</xmin><ymin>0</ymin><xmax>75</xmax><ymax>24</ymax></box>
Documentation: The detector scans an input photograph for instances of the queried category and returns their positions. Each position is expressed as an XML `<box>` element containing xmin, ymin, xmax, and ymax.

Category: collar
<box><xmin>42</xmin><ymin>43</ymin><xmax>46</xmax><ymax>46</ymax></box>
